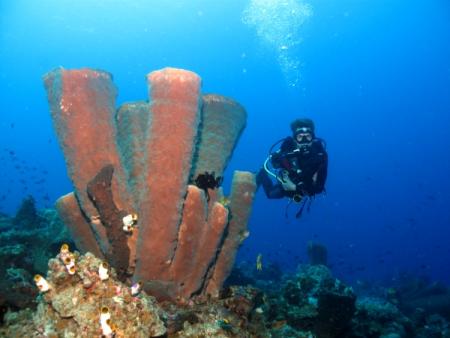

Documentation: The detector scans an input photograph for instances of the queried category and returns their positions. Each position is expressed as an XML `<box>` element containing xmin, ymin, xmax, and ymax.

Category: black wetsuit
<box><xmin>257</xmin><ymin>137</ymin><xmax>328</xmax><ymax>199</ymax></box>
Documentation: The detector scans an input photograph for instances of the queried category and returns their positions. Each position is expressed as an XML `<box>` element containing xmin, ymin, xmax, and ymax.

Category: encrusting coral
<box><xmin>1</xmin><ymin>249</ymin><xmax>166</xmax><ymax>337</ymax></box>
<box><xmin>43</xmin><ymin>67</ymin><xmax>256</xmax><ymax>301</ymax></box>
<box><xmin>0</xmin><ymin>248</ymin><xmax>274</xmax><ymax>337</ymax></box>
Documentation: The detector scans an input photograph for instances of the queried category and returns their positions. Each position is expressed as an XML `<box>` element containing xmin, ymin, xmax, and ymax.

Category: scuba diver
<box><xmin>256</xmin><ymin>118</ymin><xmax>328</xmax><ymax>218</ymax></box>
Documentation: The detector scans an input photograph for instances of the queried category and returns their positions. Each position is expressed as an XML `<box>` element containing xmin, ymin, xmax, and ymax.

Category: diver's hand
<box><xmin>282</xmin><ymin>180</ymin><xmax>296</xmax><ymax>191</ymax></box>
<box><xmin>279</xmin><ymin>171</ymin><xmax>296</xmax><ymax>191</ymax></box>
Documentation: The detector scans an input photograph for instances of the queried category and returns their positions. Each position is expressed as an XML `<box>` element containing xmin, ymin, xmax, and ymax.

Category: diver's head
<box><xmin>294</xmin><ymin>127</ymin><xmax>313</xmax><ymax>144</ymax></box>
<box><xmin>291</xmin><ymin>118</ymin><xmax>315</xmax><ymax>144</ymax></box>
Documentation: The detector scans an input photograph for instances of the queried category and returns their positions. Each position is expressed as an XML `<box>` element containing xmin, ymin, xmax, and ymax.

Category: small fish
<box><xmin>256</xmin><ymin>253</ymin><xmax>263</xmax><ymax>271</ymax></box>
<box><xmin>239</xmin><ymin>230</ymin><xmax>250</xmax><ymax>244</ymax></box>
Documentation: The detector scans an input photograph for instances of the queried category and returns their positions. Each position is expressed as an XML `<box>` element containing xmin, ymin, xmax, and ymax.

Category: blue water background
<box><xmin>1</xmin><ymin>0</ymin><xmax>449</xmax><ymax>285</ymax></box>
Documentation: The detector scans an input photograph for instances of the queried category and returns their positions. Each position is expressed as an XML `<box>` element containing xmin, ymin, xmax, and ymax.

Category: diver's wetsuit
<box><xmin>257</xmin><ymin>137</ymin><xmax>328</xmax><ymax>199</ymax></box>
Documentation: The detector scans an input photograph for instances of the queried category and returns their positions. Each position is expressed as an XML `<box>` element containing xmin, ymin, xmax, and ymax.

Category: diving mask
<box><xmin>295</xmin><ymin>127</ymin><xmax>313</xmax><ymax>143</ymax></box>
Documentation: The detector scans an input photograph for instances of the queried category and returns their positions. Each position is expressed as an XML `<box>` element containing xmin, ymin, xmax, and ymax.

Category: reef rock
<box><xmin>1</xmin><ymin>248</ymin><xmax>275</xmax><ymax>337</ymax></box>
<box><xmin>0</xmin><ymin>251</ymin><xmax>166</xmax><ymax>337</ymax></box>
<box><xmin>0</xmin><ymin>205</ymin><xmax>71</xmax><ymax>311</ymax></box>
<box><xmin>162</xmin><ymin>284</ymin><xmax>268</xmax><ymax>337</ymax></box>
<box><xmin>266</xmin><ymin>264</ymin><xmax>356</xmax><ymax>337</ymax></box>
<box><xmin>351</xmin><ymin>297</ymin><xmax>413</xmax><ymax>337</ymax></box>
<box><xmin>414</xmin><ymin>313</ymin><xmax>450</xmax><ymax>337</ymax></box>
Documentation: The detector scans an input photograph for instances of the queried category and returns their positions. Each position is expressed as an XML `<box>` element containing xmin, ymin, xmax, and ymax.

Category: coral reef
<box><xmin>350</xmin><ymin>295</ymin><xmax>450</xmax><ymax>337</ymax></box>
<box><xmin>43</xmin><ymin>67</ymin><xmax>256</xmax><ymax>300</ymax></box>
<box><xmin>161</xmin><ymin>285</ymin><xmax>268</xmax><ymax>337</ymax></box>
<box><xmin>414</xmin><ymin>313</ymin><xmax>450</xmax><ymax>337</ymax></box>
<box><xmin>0</xmin><ymin>198</ymin><xmax>71</xmax><ymax>312</ymax></box>
<box><xmin>351</xmin><ymin>297</ymin><xmax>413</xmax><ymax>337</ymax></box>
<box><xmin>2</xmin><ymin>236</ymin><xmax>450</xmax><ymax>336</ymax></box>
<box><xmin>264</xmin><ymin>264</ymin><xmax>357</xmax><ymax>337</ymax></box>
<box><xmin>394</xmin><ymin>275</ymin><xmax>450</xmax><ymax>321</ymax></box>
<box><xmin>0</xmin><ymin>251</ymin><xmax>271</xmax><ymax>337</ymax></box>
<box><xmin>0</xmin><ymin>251</ymin><xmax>166</xmax><ymax>337</ymax></box>
<box><xmin>228</xmin><ymin>262</ymin><xmax>450</xmax><ymax>337</ymax></box>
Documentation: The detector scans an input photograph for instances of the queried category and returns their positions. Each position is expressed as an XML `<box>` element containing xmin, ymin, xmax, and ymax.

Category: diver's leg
<box><xmin>256</xmin><ymin>169</ymin><xmax>284</xmax><ymax>199</ymax></box>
